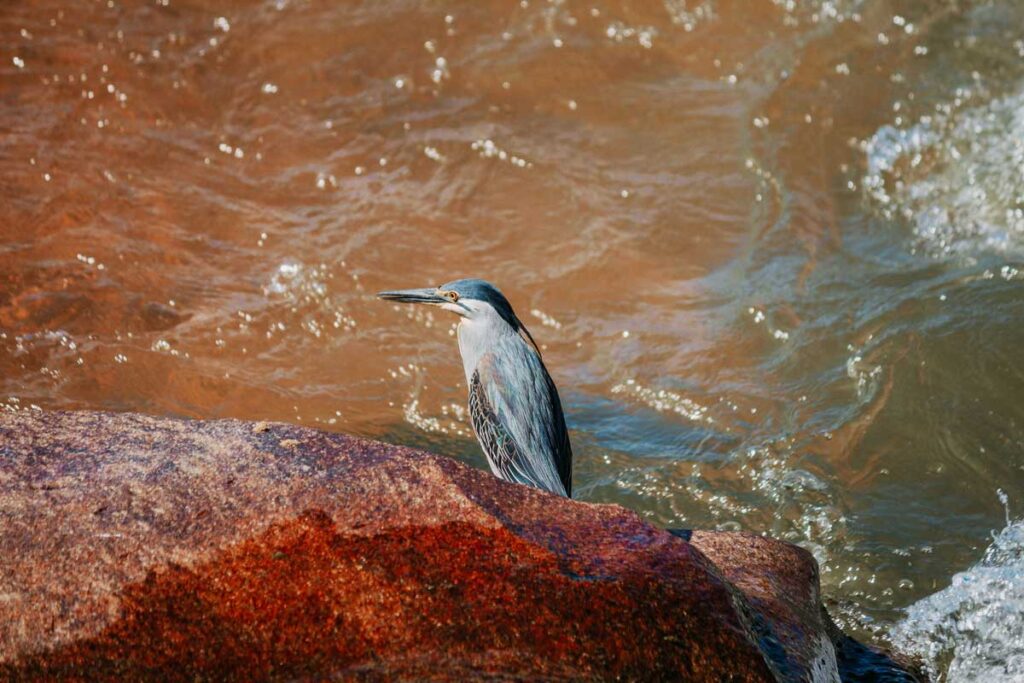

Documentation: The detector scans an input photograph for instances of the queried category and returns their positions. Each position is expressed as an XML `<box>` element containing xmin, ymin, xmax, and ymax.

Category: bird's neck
<box><xmin>456</xmin><ymin>315</ymin><xmax>520</xmax><ymax>385</ymax></box>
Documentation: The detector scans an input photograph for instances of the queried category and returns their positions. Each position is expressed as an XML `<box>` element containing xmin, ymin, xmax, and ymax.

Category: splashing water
<box><xmin>863</xmin><ymin>83</ymin><xmax>1024</xmax><ymax>259</ymax></box>
<box><xmin>891</xmin><ymin>497</ymin><xmax>1024</xmax><ymax>681</ymax></box>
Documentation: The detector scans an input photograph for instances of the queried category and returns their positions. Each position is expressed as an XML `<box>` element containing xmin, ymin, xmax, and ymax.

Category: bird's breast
<box><xmin>455</xmin><ymin>321</ymin><xmax>480</xmax><ymax>386</ymax></box>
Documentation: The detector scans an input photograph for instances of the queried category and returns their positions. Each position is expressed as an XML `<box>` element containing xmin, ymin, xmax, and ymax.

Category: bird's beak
<box><xmin>377</xmin><ymin>287</ymin><xmax>447</xmax><ymax>305</ymax></box>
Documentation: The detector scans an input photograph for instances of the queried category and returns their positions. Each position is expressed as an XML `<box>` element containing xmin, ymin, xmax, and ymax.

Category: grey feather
<box><xmin>465</xmin><ymin>338</ymin><xmax>572</xmax><ymax>497</ymax></box>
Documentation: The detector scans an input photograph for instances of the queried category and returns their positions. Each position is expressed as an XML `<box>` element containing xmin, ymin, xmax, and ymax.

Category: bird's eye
<box><xmin>445</xmin><ymin>290</ymin><xmax>459</xmax><ymax>302</ymax></box>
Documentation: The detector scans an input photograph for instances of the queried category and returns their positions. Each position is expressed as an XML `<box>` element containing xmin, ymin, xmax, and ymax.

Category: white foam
<box><xmin>891</xmin><ymin>512</ymin><xmax>1024</xmax><ymax>681</ymax></box>
<box><xmin>863</xmin><ymin>83</ymin><xmax>1024</xmax><ymax>259</ymax></box>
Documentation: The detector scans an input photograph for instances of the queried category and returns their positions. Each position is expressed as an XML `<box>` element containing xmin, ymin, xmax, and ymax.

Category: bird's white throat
<box><xmin>455</xmin><ymin>301</ymin><xmax>520</xmax><ymax>386</ymax></box>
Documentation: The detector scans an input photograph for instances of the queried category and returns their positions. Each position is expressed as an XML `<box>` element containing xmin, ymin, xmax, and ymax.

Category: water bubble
<box><xmin>529</xmin><ymin>309</ymin><xmax>562</xmax><ymax>330</ymax></box>
<box><xmin>431</xmin><ymin>56</ymin><xmax>449</xmax><ymax>84</ymax></box>
<box><xmin>604</xmin><ymin>22</ymin><xmax>658</xmax><ymax>49</ymax></box>
<box><xmin>664</xmin><ymin>0</ymin><xmax>715</xmax><ymax>31</ymax></box>
<box><xmin>470</xmin><ymin>139</ymin><xmax>532</xmax><ymax>168</ymax></box>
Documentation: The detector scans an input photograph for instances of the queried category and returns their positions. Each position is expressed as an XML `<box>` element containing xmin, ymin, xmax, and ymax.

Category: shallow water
<box><xmin>2</xmin><ymin>0</ymin><xmax>1024</xmax><ymax>678</ymax></box>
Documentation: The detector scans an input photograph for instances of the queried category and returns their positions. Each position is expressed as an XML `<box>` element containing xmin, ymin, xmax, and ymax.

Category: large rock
<box><xmin>0</xmin><ymin>411</ymin><xmax>921</xmax><ymax>681</ymax></box>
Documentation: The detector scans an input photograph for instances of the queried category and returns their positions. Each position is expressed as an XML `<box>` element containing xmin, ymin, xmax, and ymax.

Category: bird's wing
<box><xmin>468</xmin><ymin>349</ymin><xmax>571</xmax><ymax>496</ymax></box>
<box><xmin>543</xmin><ymin>366</ymin><xmax>573</xmax><ymax>496</ymax></box>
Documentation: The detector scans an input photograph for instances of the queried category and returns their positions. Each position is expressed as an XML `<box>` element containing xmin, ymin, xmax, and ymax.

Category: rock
<box><xmin>0</xmin><ymin>410</ymin><xmax>922</xmax><ymax>681</ymax></box>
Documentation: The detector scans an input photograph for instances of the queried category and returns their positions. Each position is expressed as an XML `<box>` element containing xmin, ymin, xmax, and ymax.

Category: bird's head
<box><xmin>378</xmin><ymin>278</ymin><xmax>540</xmax><ymax>351</ymax></box>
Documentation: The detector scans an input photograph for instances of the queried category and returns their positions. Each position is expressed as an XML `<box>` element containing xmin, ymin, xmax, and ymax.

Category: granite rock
<box><xmin>0</xmin><ymin>410</ymin><xmax>922</xmax><ymax>681</ymax></box>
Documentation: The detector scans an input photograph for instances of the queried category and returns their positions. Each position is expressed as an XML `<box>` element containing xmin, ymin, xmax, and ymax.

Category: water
<box><xmin>2</xmin><ymin>1</ymin><xmax>1024</xmax><ymax>678</ymax></box>
<box><xmin>892</xmin><ymin>501</ymin><xmax>1024</xmax><ymax>681</ymax></box>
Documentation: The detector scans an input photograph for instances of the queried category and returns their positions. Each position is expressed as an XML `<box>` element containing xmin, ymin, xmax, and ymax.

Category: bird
<box><xmin>378</xmin><ymin>279</ymin><xmax>572</xmax><ymax>497</ymax></box>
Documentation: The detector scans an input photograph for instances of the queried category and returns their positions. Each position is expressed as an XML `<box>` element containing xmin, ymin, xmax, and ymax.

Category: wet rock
<box><xmin>0</xmin><ymin>410</ymin><xmax>922</xmax><ymax>681</ymax></box>
<box><xmin>687</xmin><ymin>531</ymin><xmax>925</xmax><ymax>682</ymax></box>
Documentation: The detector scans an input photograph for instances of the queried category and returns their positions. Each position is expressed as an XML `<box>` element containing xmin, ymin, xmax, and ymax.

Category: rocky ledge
<box><xmin>0</xmin><ymin>410</ymin><xmax>921</xmax><ymax>681</ymax></box>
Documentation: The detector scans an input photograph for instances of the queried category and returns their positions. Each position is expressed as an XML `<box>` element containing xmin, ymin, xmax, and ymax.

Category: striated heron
<box><xmin>378</xmin><ymin>279</ymin><xmax>572</xmax><ymax>497</ymax></box>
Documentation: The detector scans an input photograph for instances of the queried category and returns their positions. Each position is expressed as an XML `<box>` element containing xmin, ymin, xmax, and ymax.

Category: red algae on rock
<box><xmin>0</xmin><ymin>411</ymin><xmax>921</xmax><ymax>681</ymax></box>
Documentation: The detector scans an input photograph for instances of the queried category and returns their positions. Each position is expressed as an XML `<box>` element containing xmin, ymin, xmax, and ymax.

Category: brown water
<box><xmin>4</xmin><ymin>1</ymin><xmax>1024</xmax><ymax>678</ymax></box>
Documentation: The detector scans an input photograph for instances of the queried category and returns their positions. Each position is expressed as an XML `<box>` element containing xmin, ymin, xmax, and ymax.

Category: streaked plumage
<box><xmin>378</xmin><ymin>278</ymin><xmax>572</xmax><ymax>497</ymax></box>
